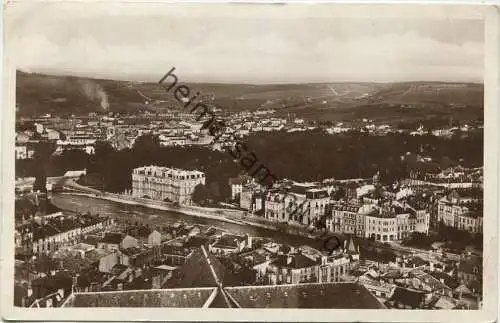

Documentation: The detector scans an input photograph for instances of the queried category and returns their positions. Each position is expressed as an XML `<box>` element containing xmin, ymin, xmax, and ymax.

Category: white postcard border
<box><xmin>1</xmin><ymin>2</ymin><xmax>498</xmax><ymax>322</ymax></box>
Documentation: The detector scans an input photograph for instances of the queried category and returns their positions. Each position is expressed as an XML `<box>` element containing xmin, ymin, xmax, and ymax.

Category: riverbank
<box><xmin>58</xmin><ymin>191</ymin><xmax>323</xmax><ymax>240</ymax></box>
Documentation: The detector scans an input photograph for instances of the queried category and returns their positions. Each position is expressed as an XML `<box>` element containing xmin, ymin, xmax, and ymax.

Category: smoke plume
<box><xmin>77</xmin><ymin>80</ymin><xmax>110</xmax><ymax>110</ymax></box>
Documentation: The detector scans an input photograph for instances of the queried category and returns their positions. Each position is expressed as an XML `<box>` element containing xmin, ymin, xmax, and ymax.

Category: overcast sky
<box><xmin>9</xmin><ymin>3</ymin><xmax>484</xmax><ymax>84</ymax></box>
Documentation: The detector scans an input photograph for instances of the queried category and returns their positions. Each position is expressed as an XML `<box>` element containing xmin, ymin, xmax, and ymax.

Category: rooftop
<box><xmin>212</xmin><ymin>234</ymin><xmax>246</xmax><ymax>250</ymax></box>
<box><xmin>388</xmin><ymin>287</ymin><xmax>425</xmax><ymax>308</ymax></box>
<box><xmin>133</xmin><ymin>165</ymin><xmax>205</xmax><ymax>177</ymax></box>
<box><xmin>62</xmin><ymin>287</ymin><xmax>217</xmax><ymax>308</ymax></box>
<box><xmin>100</xmin><ymin>233</ymin><xmax>124</xmax><ymax>245</ymax></box>
<box><xmin>225</xmin><ymin>282</ymin><xmax>386</xmax><ymax>309</ymax></box>
<box><xmin>271</xmin><ymin>254</ymin><xmax>318</xmax><ymax>269</ymax></box>
<box><xmin>163</xmin><ymin>247</ymin><xmax>239</xmax><ymax>289</ymax></box>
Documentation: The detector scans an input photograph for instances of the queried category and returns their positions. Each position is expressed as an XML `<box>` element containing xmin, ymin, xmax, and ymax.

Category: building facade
<box><xmin>437</xmin><ymin>191</ymin><xmax>483</xmax><ymax>233</ymax></box>
<box><xmin>318</xmin><ymin>254</ymin><xmax>351</xmax><ymax>283</ymax></box>
<box><xmin>363</xmin><ymin>208</ymin><xmax>417</xmax><ymax>242</ymax></box>
<box><xmin>132</xmin><ymin>166</ymin><xmax>205</xmax><ymax>205</ymax></box>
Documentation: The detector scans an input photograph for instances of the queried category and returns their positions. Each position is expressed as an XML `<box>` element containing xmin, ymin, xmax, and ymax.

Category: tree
<box><xmin>332</xmin><ymin>186</ymin><xmax>346</xmax><ymax>201</ymax></box>
<box><xmin>402</xmin><ymin>232</ymin><xmax>433</xmax><ymax>249</ymax></box>
<box><xmin>33</xmin><ymin>254</ymin><xmax>57</xmax><ymax>273</ymax></box>
<box><xmin>33</xmin><ymin>141</ymin><xmax>55</xmax><ymax>193</ymax></box>
<box><xmin>133</xmin><ymin>134</ymin><xmax>161</xmax><ymax>152</ymax></box>
<box><xmin>192</xmin><ymin>184</ymin><xmax>210</xmax><ymax>206</ymax></box>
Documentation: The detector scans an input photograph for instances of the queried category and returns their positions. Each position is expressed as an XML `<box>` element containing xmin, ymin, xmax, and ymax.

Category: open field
<box><xmin>16</xmin><ymin>71</ymin><xmax>483</xmax><ymax>123</ymax></box>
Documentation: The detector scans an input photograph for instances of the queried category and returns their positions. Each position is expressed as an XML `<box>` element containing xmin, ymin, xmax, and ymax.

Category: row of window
<box><xmin>366</xmin><ymin>225</ymin><xmax>415</xmax><ymax>232</ymax></box>
<box><xmin>135</xmin><ymin>172</ymin><xmax>204</xmax><ymax>180</ymax></box>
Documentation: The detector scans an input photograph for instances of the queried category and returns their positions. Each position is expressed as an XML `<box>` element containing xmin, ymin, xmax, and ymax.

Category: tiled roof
<box><xmin>85</xmin><ymin>248</ymin><xmax>114</xmax><ymax>263</ymax></box>
<box><xmin>126</xmin><ymin>225</ymin><xmax>152</xmax><ymax>238</ymax></box>
<box><xmin>429</xmin><ymin>271</ymin><xmax>460</xmax><ymax>290</ymax></box>
<box><xmin>212</xmin><ymin>235</ymin><xmax>244</xmax><ymax>249</ymax></box>
<box><xmin>50</xmin><ymin>217</ymin><xmax>80</xmax><ymax>232</ymax></box>
<box><xmin>32</xmin><ymin>223</ymin><xmax>58</xmax><ymax>240</ymax></box>
<box><xmin>184</xmin><ymin>235</ymin><xmax>212</xmax><ymax>248</ymax></box>
<box><xmin>163</xmin><ymin>247</ymin><xmax>239</xmax><ymax>289</ymax></box>
<box><xmin>388</xmin><ymin>287</ymin><xmax>425</xmax><ymax>308</ymax></box>
<box><xmin>100</xmin><ymin>233</ymin><xmax>123</xmax><ymax>244</ymax></box>
<box><xmin>271</xmin><ymin>254</ymin><xmax>318</xmax><ymax>269</ymax></box>
<box><xmin>411</xmin><ymin>270</ymin><xmax>451</xmax><ymax>292</ymax></box>
<box><xmin>239</xmin><ymin>248</ymin><xmax>274</xmax><ymax>266</ymax></box>
<box><xmin>161</xmin><ymin>244</ymin><xmax>192</xmax><ymax>257</ymax></box>
<box><xmin>224</xmin><ymin>282</ymin><xmax>386</xmax><ymax>309</ymax></box>
<box><xmin>62</xmin><ymin>288</ymin><xmax>217</xmax><ymax>308</ymax></box>
<box><xmin>458</xmin><ymin>259</ymin><xmax>482</xmax><ymax>275</ymax></box>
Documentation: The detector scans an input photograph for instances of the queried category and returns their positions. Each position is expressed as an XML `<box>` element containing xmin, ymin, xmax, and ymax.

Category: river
<box><xmin>50</xmin><ymin>193</ymin><xmax>326</xmax><ymax>250</ymax></box>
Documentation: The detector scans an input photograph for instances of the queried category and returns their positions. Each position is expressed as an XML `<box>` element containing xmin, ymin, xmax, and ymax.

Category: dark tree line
<box><xmin>437</xmin><ymin>220</ymin><xmax>483</xmax><ymax>251</ymax></box>
<box><xmin>243</xmin><ymin>130</ymin><xmax>483</xmax><ymax>184</ymax></box>
<box><xmin>16</xmin><ymin>130</ymin><xmax>483</xmax><ymax>199</ymax></box>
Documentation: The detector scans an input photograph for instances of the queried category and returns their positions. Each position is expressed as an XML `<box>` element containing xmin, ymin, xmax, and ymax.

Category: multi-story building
<box><xmin>456</xmin><ymin>211</ymin><xmax>483</xmax><ymax>233</ymax></box>
<box><xmin>437</xmin><ymin>190</ymin><xmax>483</xmax><ymax>233</ymax></box>
<box><xmin>303</xmin><ymin>188</ymin><xmax>330</xmax><ymax>224</ymax></box>
<box><xmin>264</xmin><ymin>184</ymin><xmax>329</xmax><ymax>226</ymax></box>
<box><xmin>16</xmin><ymin>213</ymin><xmax>113</xmax><ymax>255</ymax></box>
<box><xmin>364</xmin><ymin>206</ymin><xmax>417</xmax><ymax>242</ymax></box>
<box><xmin>327</xmin><ymin>202</ymin><xmax>361</xmax><ymax>234</ymax></box>
<box><xmin>131</xmin><ymin>166</ymin><xmax>205</xmax><ymax>205</ymax></box>
<box><xmin>266</xmin><ymin>253</ymin><xmax>319</xmax><ymax>285</ymax></box>
<box><xmin>264</xmin><ymin>190</ymin><xmax>289</xmax><ymax>222</ymax></box>
<box><xmin>402</xmin><ymin>199</ymin><xmax>430</xmax><ymax>235</ymax></box>
<box><xmin>326</xmin><ymin>203</ymin><xmax>381</xmax><ymax>238</ymax></box>
<box><xmin>32</xmin><ymin>217</ymin><xmax>82</xmax><ymax>255</ymax></box>
<box><xmin>228</xmin><ymin>175</ymin><xmax>252</xmax><ymax>200</ymax></box>
<box><xmin>318</xmin><ymin>254</ymin><xmax>352</xmax><ymax>283</ymax></box>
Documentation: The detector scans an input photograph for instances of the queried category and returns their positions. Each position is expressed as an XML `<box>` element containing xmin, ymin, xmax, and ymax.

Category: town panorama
<box><xmin>10</xmin><ymin>5</ymin><xmax>485</xmax><ymax>312</ymax></box>
<box><xmin>14</xmin><ymin>70</ymin><xmax>484</xmax><ymax>310</ymax></box>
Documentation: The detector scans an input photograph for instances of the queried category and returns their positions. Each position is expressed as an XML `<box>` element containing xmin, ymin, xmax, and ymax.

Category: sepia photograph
<box><xmin>1</xmin><ymin>1</ymin><xmax>498</xmax><ymax>322</ymax></box>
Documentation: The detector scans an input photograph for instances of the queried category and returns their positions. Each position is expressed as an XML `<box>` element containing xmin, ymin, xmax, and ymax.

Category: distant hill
<box><xmin>363</xmin><ymin>82</ymin><xmax>483</xmax><ymax>107</ymax></box>
<box><xmin>15</xmin><ymin>70</ymin><xmax>483</xmax><ymax>122</ymax></box>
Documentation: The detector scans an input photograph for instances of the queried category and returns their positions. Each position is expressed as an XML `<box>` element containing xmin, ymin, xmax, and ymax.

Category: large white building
<box><xmin>437</xmin><ymin>191</ymin><xmax>483</xmax><ymax>233</ymax></box>
<box><xmin>131</xmin><ymin>166</ymin><xmax>205</xmax><ymax>205</ymax></box>
<box><xmin>264</xmin><ymin>183</ymin><xmax>329</xmax><ymax>226</ymax></box>
<box><xmin>326</xmin><ymin>202</ymin><xmax>429</xmax><ymax>243</ymax></box>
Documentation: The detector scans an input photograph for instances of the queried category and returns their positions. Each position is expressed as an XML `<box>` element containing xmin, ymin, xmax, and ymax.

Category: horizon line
<box><xmin>16</xmin><ymin>69</ymin><xmax>484</xmax><ymax>86</ymax></box>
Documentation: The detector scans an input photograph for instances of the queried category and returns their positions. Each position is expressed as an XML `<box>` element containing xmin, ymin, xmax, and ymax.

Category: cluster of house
<box><xmin>15</xmin><ymin>198</ymin><xmax>115</xmax><ymax>256</ymax></box>
<box><xmin>16</xmin><ymin>209</ymin><xmax>378</xmax><ymax>309</ymax></box>
<box><xmin>356</xmin><ymin>251</ymin><xmax>482</xmax><ymax>309</ymax></box>
<box><xmin>230</xmin><ymin>170</ymin><xmax>483</xmax><ymax>238</ymax></box>
<box><xmin>406</xmin><ymin>165</ymin><xmax>483</xmax><ymax>189</ymax></box>
<box><xmin>17</xmin><ymin>109</ymin><xmax>483</xmax><ymax>162</ymax></box>
<box><xmin>15</xmin><ymin>120</ymin><xmax>109</xmax><ymax>159</ymax></box>
<box><xmin>13</xmin><ymin>184</ymin><xmax>482</xmax><ymax>310</ymax></box>
<box><xmin>408</xmin><ymin>123</ymin><xmax>481</xmax><ymax>138</ymax></box>
<box><xmin>15</xmin><ymin>213</ymin><xmax>482</xmax><ymax>309</ymax></box>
